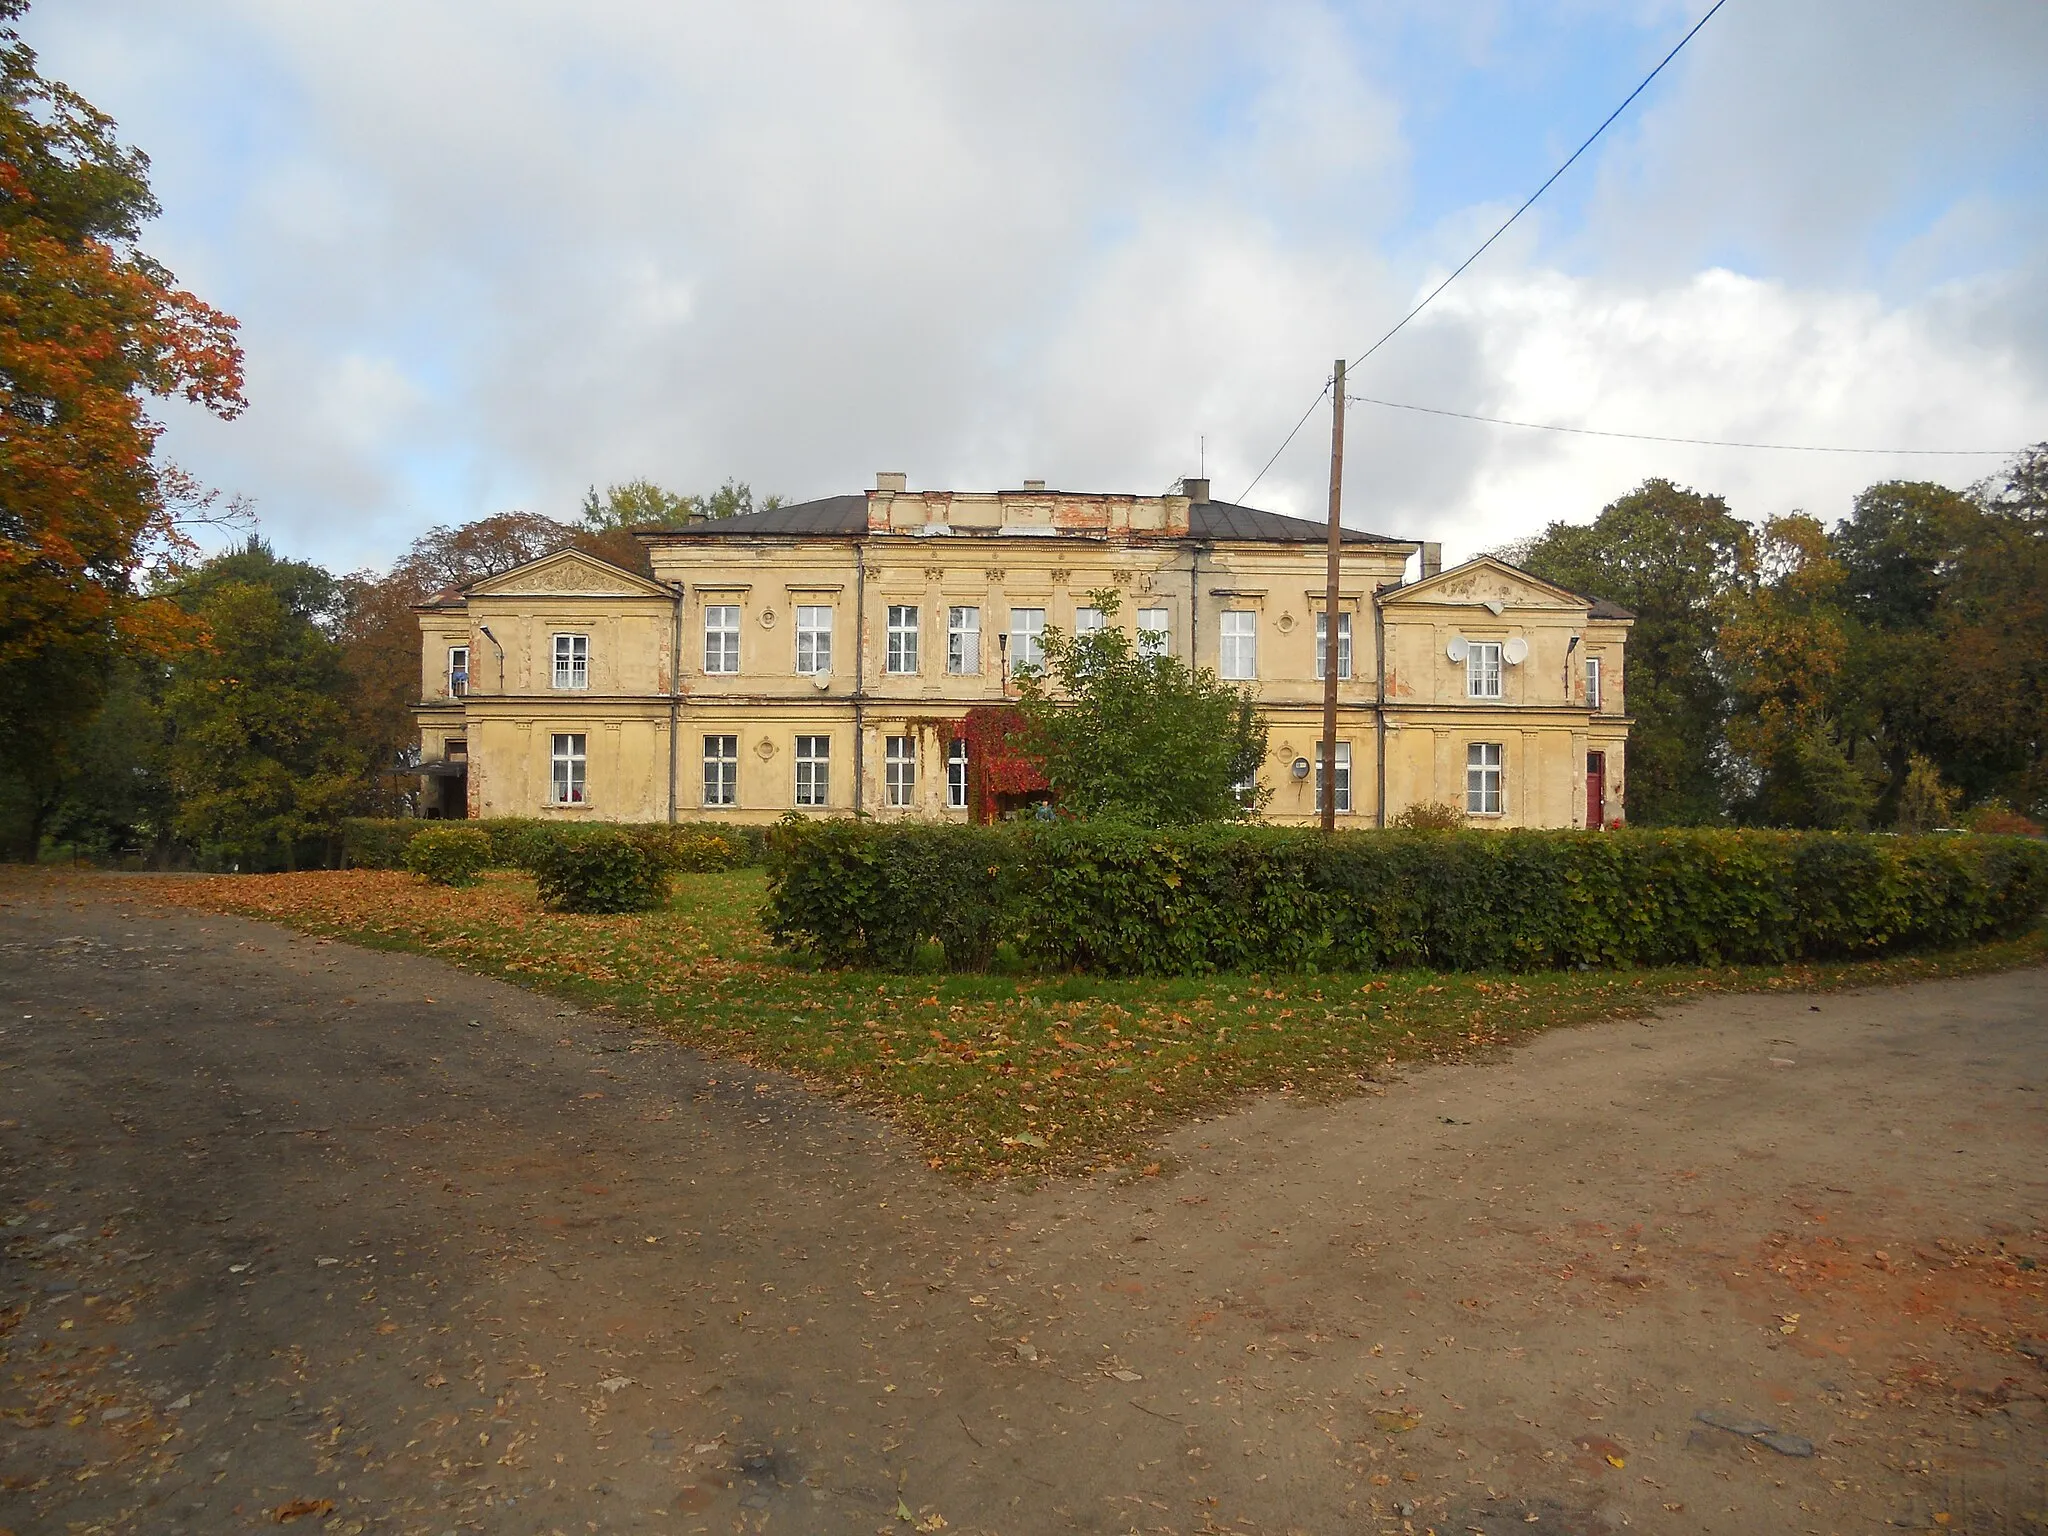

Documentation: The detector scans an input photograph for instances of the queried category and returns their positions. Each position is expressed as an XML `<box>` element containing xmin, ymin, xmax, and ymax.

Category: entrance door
<box><xmin>1586</xmin><ymin>752</ymin><xmax>1605</xmax><ymax>829</ymax></box>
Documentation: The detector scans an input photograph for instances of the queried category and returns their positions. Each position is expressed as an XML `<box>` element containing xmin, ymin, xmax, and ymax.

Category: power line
<box><xmin>1345</xmin><ymin>394</ymin><xmax>2021</xmax><ymax>456</ymax></box>
<box><xmin>1237</xmin><ymin>0</ymin><xmax>1729</xmax><ymax>502</ymax></box>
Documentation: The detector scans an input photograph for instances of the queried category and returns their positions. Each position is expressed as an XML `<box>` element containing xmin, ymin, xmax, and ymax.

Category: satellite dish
<box><xmin>1446</xmin><ymin>635</ymin><xmax>1469</xmax><ymax>663</ymax></box>
<box><xmin>1503</xmin><ymin>637</ymin><xmax>1529</xmax><ymax>665</ymax></box>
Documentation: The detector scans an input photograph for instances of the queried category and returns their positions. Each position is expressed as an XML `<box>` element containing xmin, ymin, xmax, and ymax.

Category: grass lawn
<box><xmin>148</xmin><ymin>867</ymin><xmax>2048</xmax><ymax>1179</ymax></box>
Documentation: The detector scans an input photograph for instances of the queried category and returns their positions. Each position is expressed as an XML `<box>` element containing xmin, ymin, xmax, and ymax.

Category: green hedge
<box><xmin>763</xmin><ymin>822</ymin><xmax>2048</xmax><ymax>975</ymax></box>
<box><xmin>402</xmin><ymin>824</ymin><xmax>492</xmax><ymax>886</ymax></box>
<box><xmin>529</xmin><ymin>826</ymin><xmax>673</xmax><ymax>914</ymax></box>
<box><xmin>341</xmin><ymin>818</ymin><xmax>769</xmax><ymax>872</ymax></box>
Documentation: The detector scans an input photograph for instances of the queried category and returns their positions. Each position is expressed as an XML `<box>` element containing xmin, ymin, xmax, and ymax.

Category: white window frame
<box><xmin>1315</xmin><ymin>741</ymin><xmax>1351</xmax><ymax>815</ymax></box>
<box><xmin>1073</xmin><ymin>606</ymin><xmax>1105</xmax><ymax>635</ymax></box>
<box><xmin>947</xmin><ymin>737</ymin><xmax>969</xmax><ymax>810</ymax></box>
<box><xmin>1466</xmin><ymin>641</ymin><xmax>1502</xmax><ymax>699</ymax></box>
<box><xmin>1585</xmin><ymin>655</ymin><xmax>1602</xmax><ymax>712</ymax></box>
<box><xmin>1467</xmin><ymin>741</ymin><xmax>1503</xmax><ymax>815</ymax></box>
<box><xmin>885</xmin><ymin>605</ymin><xmax>920</xmax><ymax>675</ymax></box>
<box><xmin>1232</xmin><ymin>764</ymin><xmax>1258</xmax><ymax>806</ymax></box>
<box><xmin>550</xmin><ymin>733</ymin><xmax>587</xmax><ymax>805</ymax></box>
<box><xmin>702</xmin><ymin>733</ymin><xmax>737</xmax><ymax>808</ymax></box>
<box><xmin>1010</xmin><ymin>607</ymin><xmax>1046</xmax><ymax>672</ymax></box>
<box><xmin>884</xmin><ymin>734</ymin><xmax>916</xmax><ymax>808</ymax></box>
<box><xmin>793</xmin><ymin>735</ymin><xmax>830</xmax><ymax>806</ymax></box>
<box><xmin>1219</xmin><ymin>609</ymin><xmax>1257</xmax><ymax>681</ymax></box>
<box><xmin>947</xmin><ymin>607</ymin><xmax>980</xmax><ymax>675</ymax></box>
<box><xmin>1315</xmin><ymin>612</ymin><xmax>1352</xmax><ymax>681</ymax></box>
<box><xmin>552</xmin><ymin>633</ymin><xmax>589</xmax><ymax>690</ymax></box>
<box><xmin>447</xmin><ymin>645</ymin><xmax>469</xmax><ymax>698</ymax></box>
<box><xmin>1136</xmin><ymin>607</ymin><xmax>1170</xmax><ymax>659</ymax></box>
<box><xmin>795</xmin><ymin>605</ymin><xmax>833</xmax><ymax>677</ymax></box>
<box><xmin>703</xmin><ymin>605</ymin><xmax>740</xmax><ymax>675</ymax></box>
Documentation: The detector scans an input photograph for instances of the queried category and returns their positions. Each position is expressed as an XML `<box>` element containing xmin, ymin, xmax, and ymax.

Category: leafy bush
<box><xmin>402</xmin><ymin>825</ymin><xmax>492</xmax><ymax>886</ymax></box>
<box><xmin>341</xmin><ymin>817</ymin><xmax>425</xmax><ymax>869</ymax></box>
<box><xmin>528</xmin><ymin>826</ymin><xmax>674</xmax><ymax>914</ymax></box>
<box><xmin>1963</xmin><ymin>800</ymin><xmax>2043</xmax><ymax>837</ymax></box>
<box><xmin>765</xmin><ymin>822</ymin><xmax>2048</xmax><ymax>976</ymax></box>
<box><xmin>341</xmin><ymin>817</ymin><xmax>771</xmax><ymax>871</ymax></box>
<box><xmin>1390</xmin><ymin>800</ymin><xmax>1466</xmax><ymax>832</ymax></box>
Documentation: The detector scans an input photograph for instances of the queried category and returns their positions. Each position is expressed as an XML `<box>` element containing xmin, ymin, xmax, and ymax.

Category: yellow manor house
<box><xmin>412</xmin><ymin>475</ymin><xmax>1632</xmax><ymax>828</ymax></box>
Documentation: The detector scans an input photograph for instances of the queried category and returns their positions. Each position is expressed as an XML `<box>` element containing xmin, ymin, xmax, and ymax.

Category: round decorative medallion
<box><xmin>1276</xmin><ymin>612</ymin><xmax>1296</xmax><ymax>633</ymax></box>
<box><xmin>755</xmin><ymin>738</ymin><xmax>777</xmax><ymax>760</ymax></box>
<box><xmin>759</xmin><ymin>607</ymin><xmax>777</xmax><ymax>628</ymax></box>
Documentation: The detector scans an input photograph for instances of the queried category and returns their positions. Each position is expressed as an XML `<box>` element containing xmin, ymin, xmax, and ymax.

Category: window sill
<box><xmin>547</xmin><ymin>802</ymin><xmax>595</xmax><ymax>811</ymax></box>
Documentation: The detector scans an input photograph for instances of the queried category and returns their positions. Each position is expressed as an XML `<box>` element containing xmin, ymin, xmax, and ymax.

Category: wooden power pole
<box><xmin>1320</xmin><ymin>359</ymin><xmax>1346</xmax><ymax>834</ymax></box>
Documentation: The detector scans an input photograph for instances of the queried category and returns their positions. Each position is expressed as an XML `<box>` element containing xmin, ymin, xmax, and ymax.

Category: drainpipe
<box><xmin>1373</xmin><ymin>584</ymin><xmax>1390</xmax><ymax>828</ymax></box>
<box><xmin>667</xmin><ymin>582</ymin><xmax>683</xmax><ymax>823</ymax></box>
<box><xmin>852</xmin><ymin>540</ymin><xmax>866</xmax><ymax>815</ymax></box>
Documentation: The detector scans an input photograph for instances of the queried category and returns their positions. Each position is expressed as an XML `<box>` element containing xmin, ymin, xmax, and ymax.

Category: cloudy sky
<box><xmin>32</xmin><ymin>1</ymin><xmax>2048</xmax><ymax>572</ymax></box>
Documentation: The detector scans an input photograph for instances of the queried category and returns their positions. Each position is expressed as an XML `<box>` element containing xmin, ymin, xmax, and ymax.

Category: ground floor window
<box><xmin>947</xmin><ymin>738</ymin><xmax>969</xmax><ymax>809</ymax></box>
<box><xmin>1315</xmin><ymin>741</ymin><xmax>1350</xmax><ymax>814</ymax></box>
<box><xmin>550</xmin><ymin>733</ymin><xmax>586</xmax><ymax>805</ymax></box>
<box><xmin>885</xmin><ymin>735</ymin><xmax>915</xmax><ymax>807</ymax></box>
<box><xmin>794</xmin><ymin>735</ymin><xmax>830</xmax><ymax>807</ymax></box>
<box><xmin>703</xmin><ymin>734</ymin><xmax>737</xmax><ymax>807</ymax></box>
<box><xmin>1467</xmin><ymin>741</ymin><xmax>1503</xmax><ymax>815</ymax></box>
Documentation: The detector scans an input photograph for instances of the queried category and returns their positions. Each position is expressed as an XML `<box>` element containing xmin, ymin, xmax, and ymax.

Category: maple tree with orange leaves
<box><xmin>0</xmin><ymin>0</ymin><xmax>244</xmax><ymax>850</ymax></box>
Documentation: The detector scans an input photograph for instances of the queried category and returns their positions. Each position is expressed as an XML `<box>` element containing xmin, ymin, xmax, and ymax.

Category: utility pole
<box><xmin>1320</xmin><ymin>359</ymin><xmax>1346</xmax><ymax>834</ymax></box>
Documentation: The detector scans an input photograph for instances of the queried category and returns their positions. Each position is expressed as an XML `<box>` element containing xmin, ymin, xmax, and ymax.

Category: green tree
<box><xmin>1014</xmin><ymin>589</ymin><xmax>1266</xmax><ymax>826</ymax></box>
<box><xmin>580</xmin><ymin>477</ymin><xmax>783</xmax><ymax>531</ymax></box>
<box><xmin>1508</xmin><ymin>479</ymin><xmax>1750</xmax><ymax>824</ymax></box>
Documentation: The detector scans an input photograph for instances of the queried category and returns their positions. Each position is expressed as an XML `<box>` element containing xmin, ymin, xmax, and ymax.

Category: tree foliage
<box><xmin>1013</xmin><ymin>589</ymin><xmax>1266</xmax><ymax>826</ymax></box>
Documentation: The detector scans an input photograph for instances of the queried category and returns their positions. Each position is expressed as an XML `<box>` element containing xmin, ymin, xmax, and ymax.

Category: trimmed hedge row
<box><xmin>763</xmin><ymin>821</ymin><xmax>2048</xmax><ymax>975</ymax></box>
<box><xmin>342</xmin><ymin>817</ymin><xmax>769</xmax><ymax>873</ymax></box>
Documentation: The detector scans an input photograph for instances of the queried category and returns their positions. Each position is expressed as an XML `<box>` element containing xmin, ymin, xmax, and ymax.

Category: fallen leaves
<box><xmin>269</xmin><ymin>1497</ymin><xmax>334</xmax><ymax>1523</ymax></box>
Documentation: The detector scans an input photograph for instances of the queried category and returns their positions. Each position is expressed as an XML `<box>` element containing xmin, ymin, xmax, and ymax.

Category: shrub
<box><xmin>341</xmin><ymin>817</ymin><xmax>772</xmax><ymax>872</ymax></box>
<box><xmin>764</xmin><ymin>822</ymin><xmax>2048</xmax><ymax>976</ymax></box>
<box><xmin>402</xmin><ymin>824</ymin><xmax>492</xmax><ymax>886</ymax></box>
<box><xmin>1963</xmin><ymin>800</ymin><xmax>2043</xmax><ymax>837</ymax></box>
<box><xmin>528</xmin><ymin>826</ymin><xmax>674</xmax><ymax>914</ymax></box>
<box><xmin>341</xmin><ymin>817</ymin><xmax>426</xmax><ymax>870</ymax></box>
<box><xmin>1893</xmin><ymin>754</ymin><xmax>1960</xmax><ymax>833</ymax></box>
<box><xmin>1390</xmin><ymin>800</ymin><xmax>1466</xmax><ymax>832</ymax></box>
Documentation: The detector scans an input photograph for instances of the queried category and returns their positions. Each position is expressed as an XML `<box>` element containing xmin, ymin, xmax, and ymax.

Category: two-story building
<box><xmin>413</xmin><ymin>474</ymin><xmax>1631</xmax><ymax>827</ymax></box>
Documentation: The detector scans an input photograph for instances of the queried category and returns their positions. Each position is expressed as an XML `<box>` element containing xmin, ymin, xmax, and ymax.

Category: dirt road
<box><xmin>1</xmin><ymin>875</ymin><xmax>2043</xmax><ymax>1536</ymax></box>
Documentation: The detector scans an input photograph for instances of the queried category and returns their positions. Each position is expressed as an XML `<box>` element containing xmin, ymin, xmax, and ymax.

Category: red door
<box><xmin>1586</xmin><ymin>752</ymin><xmax>1606</xmax><ymax>829</ymax></box>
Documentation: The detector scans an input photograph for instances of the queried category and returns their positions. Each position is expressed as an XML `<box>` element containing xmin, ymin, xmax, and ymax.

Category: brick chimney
<box><xmin>1420</xmin><ymin>542</ymin><xmax>1443</xmax><ymax>580</ymax></box>
<box><xmin>1182</xmin><ymin>477</ymin><xmax>1210</xmax><ymax>503</ymax></box>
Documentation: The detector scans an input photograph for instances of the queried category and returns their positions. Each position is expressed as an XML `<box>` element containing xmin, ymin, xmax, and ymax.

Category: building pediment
<box><xmin>1380</xmin><ymin>556</ymin><xmax>1589</xmax><ymax>614</ymax></box>
<box><xmin>464</xmin><ymin>548</ymin><xmax>672</xmax><ymax>600</ymax></box>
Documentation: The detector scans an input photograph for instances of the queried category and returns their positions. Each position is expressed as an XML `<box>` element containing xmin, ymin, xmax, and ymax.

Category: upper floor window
<box><xmin>552</xmin><ymin>634</ymin><xmax>588</xmax><ymax>690</ymax></box>
<box><xmin>795</xmin><ymin>605</ymin><xmax>833</xmax><ymax>676</ymax></box>
<box><xmin>1073</xmin><ymin>606</ymin><xmax>1105</xmax><ymax>635</ymax></box>
<box><xmin>1220</xmin><ymin>610</ymin><xmax>1257</xmax><ymax>681</ymax></box>
<box><xmin>1315</xmin><ymin>612</ymin><xmax>1351</xmax><ymax>681</ymax></box>
<box><xmin>1466</xmin><ymin>641</ymin><xmax>1502</xmax><ymax>699</ymax></box>
<box><xmin>703</xmin><ymin>605</ymin><xmax>740</xmax><ymax>674</ymax></box>
<box><xmin>947</xmin><ymin>737</ymin><xmax>969</xmax><ymax>809</ymax></box>
<box><xmin>1467</xmin><ymin>741</ymin><xmax>1503</xmax><ymax>814</ymax></box>
<box><xmin>947</xmin><ymin>607</ymin><xmax>980</xmax><ymax>675</ymax></box>
<box><xmin>886</xmin><ymin>605</ymin><xmax>920</xmax><ymax>674</ymax></box>
<box><xmin>550</xmin><ymin>732</ymin><xmax>587</xmax><ymax>804</ymax></box>
<box><xmin>1136</xmin><ymin>607</ymin><xmax>1170</xmax><ymax>659</ymax></box>
<box><xmin>448</xmin><ymin>645</ymin><xmax>469</xmax><ymax>697</ymax></box>
<box><xmin>1586</xmin><ymin>655</ymin><xmax>1603</xmax><ymax>711</ymax></box>
<box><xmin>1010</xmin><ymin>607</ymin><xmax>1046</xmax><ymax>672</ymax></box>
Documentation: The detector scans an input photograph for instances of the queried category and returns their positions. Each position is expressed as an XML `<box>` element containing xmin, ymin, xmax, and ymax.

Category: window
<box><xmin>1010</xmin><ymin>607</ymin><xmax>1046</xmax><ymax>672</ymax></box>
<box><xmin>1467</xmin><ymin>742</ymin><xmax>1503</xmax><ymax>815</ymax></box>
<box><xmin>886</xmin><ymin>605</ymin><xmax>919</xmax><ymax>674</ymax></box>
<box><xmin>1466</xmin><ymin>640</ymin><xmax>1502</xmax><ymax>699</ymax></box>
<box><xmin>1073</xmin><ymin>606</ymin><xmax>1105</xmax><ymax>635</ymax></box>
<box><xmin>1585</xmin><ymin>655</ymin><xmax>1602</xmax><ymax>711</ymax></box>
<box><xmin>1233</xmin><ymin>763</ymin><xmax>1257</xmax><ymax>807</ymax></box>
<box><xmin>702</xmin><ymin>734</ymin><xmax>737</xmax><ymax>807</ymax></box>
<box><xmin>550</xmin><ymin>733</ymin><xmax>586</xmax><ymax>805</ymax></box>
<box><xmin>1220</xmin><ymin>610</ymin><xmax>1257</xmax><ymax>680</ymax></box>
<box><xmin>703</xmin><ymin>605</ymin><xmax>740</xmax><ymax>674</ymax></box>
<box><xmin>947</xmin><ymin>607</ymin><xmax>980</xmax><ymax>674</ymax></box>
<box><xmin>1315</xmin><ymin>612</ymin><xmax>1351</xmax><ymax>681</ymax></box>
<box><xmin>885</xmin><ymin>735</ymin><xmax>916</xmax><ymax>807</ymax></box>
<box><xmin>445</xmin><ymin>738</ymin><xmax>467</xmax><ymax>760</ymax></box>
<box><xmin>947</xmin><ymin>737</ymin><xmax>969</xmax><ymax>809</ymax></box>
<box><xmin>552</xmin><ymin>633</ymin><xmax>588</xmax><ymax>690</ymax></box>
<box><xmin>1315</xmin><ymin>741</ymin><xmax>1351</xmax><ymax>815</ymax></box>
<box><xmin>795</xmin><ymin>605</ymin><xmax>833</xmax><ymax>676</ymax></box>
<box><xmin>794</xmin><ymin>735</ymin><xmax>830</xmax><ymax>806</ymax></box>
<box><xmin>448</xmin><ymin>645</ymin><xmax>469</xmax><ymax>697</ymax></box>
<box><xmin>1136</xmin><ymin>607</ymin><xmax>1170</xmax><ymax>659</ymax></box>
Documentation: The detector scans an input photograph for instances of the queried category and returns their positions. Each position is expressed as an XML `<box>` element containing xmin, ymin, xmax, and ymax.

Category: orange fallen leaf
<box><xmin>270</xmin><ymin>1498</ymin><xmax>335</xmax><ymax>1523</ymax></box>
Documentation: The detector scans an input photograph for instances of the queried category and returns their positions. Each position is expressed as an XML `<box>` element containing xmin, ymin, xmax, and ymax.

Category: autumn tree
<box><xmin>0</xmin><ymin>0</ymin><xmax>244</xmax><ymax>855</ymax></box>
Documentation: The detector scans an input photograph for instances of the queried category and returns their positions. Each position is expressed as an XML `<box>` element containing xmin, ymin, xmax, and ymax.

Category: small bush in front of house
<box><xmin>1390</xmin><ymin>800</ymin><xmax>1467</xmax><ymax>831</ymax></box>
<box><xmin>528</xmin><ymin>826</ymin><xmax>674</xmax><ymax>914</ymax></box>
<box><xmin>764</xmin><ymin>822</ymin><xmax>2048</xmax><ymax>976</ymax></box>
<box><xmin>402</xmin><ymin>824</ymin><xmax>493</xmax><ymax>886</ymax></box>
<box><xmin>342</xmin><ymin>817</ymin><xmax>426</xmax><ymax>869</ymax></box>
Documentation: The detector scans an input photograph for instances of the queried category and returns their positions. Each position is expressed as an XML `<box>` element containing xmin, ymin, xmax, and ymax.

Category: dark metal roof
<box><xmin>640</xmin><ymin>492</ymin><xmax>1407</xmax><ymax>544</ymax></box>
<box><xmin>1190</xmin><ymin>499</ymin><xmax>1406</xmax><ymax>544</ymax></box>
<box><xmin>1587</xmin><ymin>596</ymin><xmax>1636</xmax><ymax>620</ymax></box>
